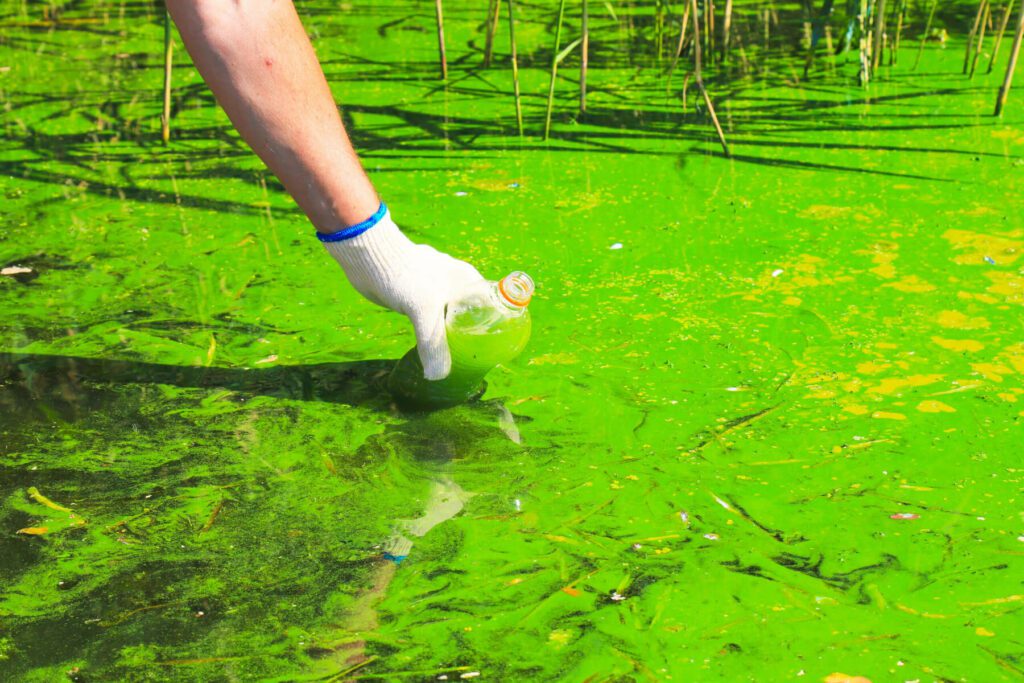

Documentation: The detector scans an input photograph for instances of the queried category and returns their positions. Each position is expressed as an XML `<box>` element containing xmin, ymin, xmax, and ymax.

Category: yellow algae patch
<box><xmin>999</xmin><ymin>343</ymin><xmax>1024</xmax><ymax>373</ymax></box>
<box><xmin>971</xmin><ymin>362</ymin><xmax>1013</xmax><ymax>382</ymax></box>
<box><xmin>857</xmin><ymin>361</ymin><xmax>890</xmax><ymax>375</ymax></box>
<box><xmin>936</xmin><ymin>310</ymin><xmax>990</xmax><ymax>329</ymax></box>
<box><xmin>917</xmin><ymin>400</ymin><xmax>956</xmax><ymax>413</ymax></box>
<box><xmin>960</xmin><ymin>594</ymin><xmax>1023</xmax><ymax>606</ymax></box>
<box><xmin>997</xmin><ymin>392</ymin><xmax>1018</xmax><ymax>403</ymax></box>
<box><xmin>871</xmin><ymin>253</ymin><xmax>898</xmax><ymax>279</ymax></box>
<box><xmin>985</xmin><ymin>271</ymin><xmax>1024</xmax><ymax>302</ymax></box>
<box><xmin>800</xmin><ymin>205</ymin><xmax>852</xmax><ymax>220</ymax></box>
<box><xmin>856</xmin><ymin>242</ymin><xmax>899</xmax><ymax>279</ymax></box>
<box><xmin>872</xmin><ymin>411</ymin><xmax>907</xmax><ymax>420</ymax></box>
<box><xmin>867</xmin><ymin>375</ymin><xmax>945</xmax><ymax>395</ymax></box>
<box><xmin>932</xmin><ymin>337</ymin><xmax>984</xmax><ymax>353</ymax></box>
<box><xmin>783</xmin><ymin>296</ymin><xmax>803</xmax><ymax>306</ymax></box>
<box><xmin>529</xmin><ymin>353</ymin><xmax>578</xmax><ymax>366</ymax></box>
<box><xmin>991</xmin><ymin>128</ymin><xmax>1024</xmax><ymax>142</ymax></box>
<box><xmin>884</xmin><ymin>275</ymin><xmax>936</xmax><ymax>293</ymax></box>
<box><xmin>959</xmin><ymin>205</ymin><xmax>1000</xmax><ymax>217</ymax></box>
<box><xmin>805</xmin><ymin>389</ymin><xmax>837</xmax><ymax>399</ymax></box>
<box><xmin>843</xmin><ymin>404</ymin><xmax>870</xmax><ymax>415</ymax></box>
<box><xmin>824</xmin><ymin>673</ymin><xmax>872</xmax><ymax>683</ymax></box>
<box><xmin>975</xmin><ymin>627</ymin><xmax>996</xmax><ymax>637</ymax></box>
<box><xmin>792</xmin><ymin>253</ymin><xmax>824</xmax><ymax>273</ymax></box>
<box><xmin>548</xmin><ymin>629</ymin><xmax>573</xmax><ymax>646</ymax></box>
<box><xmin>957</xmin><ymin>290</ymin><xmax>1000</xmax><ymax>304</ymax></box>
<box><xmin>942</xmin><ymin>228</ymin><xmax>1023</xmax><ymax>265</ymax></box>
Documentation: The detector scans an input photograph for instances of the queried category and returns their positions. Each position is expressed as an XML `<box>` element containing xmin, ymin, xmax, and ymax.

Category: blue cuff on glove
<box><xmin>316</xmin><ymin>202</ymin><xmax>388</xmax><ymax>243</ymax></box>
<box><xmin>382</xmin><ymin>551</ymin><xmax>408</xmax><ymax>564</ymax></box>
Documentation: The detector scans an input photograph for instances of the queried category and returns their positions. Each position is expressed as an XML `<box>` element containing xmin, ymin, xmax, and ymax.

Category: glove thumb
<box><xmin>410</xmin><ymin>306</ymin><xmax>451</xmax><ymax>380</ymax></box>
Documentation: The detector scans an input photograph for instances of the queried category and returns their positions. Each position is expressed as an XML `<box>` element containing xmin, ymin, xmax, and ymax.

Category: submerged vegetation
<box><xmin>2</xmin><ymin>0</ymin><xmax>1024</xmax><ymax>681</ymax></box>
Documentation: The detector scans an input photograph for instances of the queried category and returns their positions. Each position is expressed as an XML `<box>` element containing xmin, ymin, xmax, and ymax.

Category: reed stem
<box><xmin>989</xmin><ymin>2</ymin><xmax>1013</xmax><ymax>73</ymax></box>
<box><xmin>507</xmin><ymin>0</ymin><xmax>524</xmax><ymax>134</ymax></box>
<box><xmin>858</xmin><ymin>0</ymin><xmax>870</xmax><ymax>84</ymax></box>
<box><xmin>545</xmin><ymin>0</ymin><xmax>569</xmax><ymax>139</ymax></box>
<box><xmin>970</xmin><ymin>0</ymin><xmax>991</xmax><ymax>78</ymax></box>
<box><xmin>161</xmin><ymin>10</ymin><xmax>172</xmax><ymax>146</ymax></box>
<box><xmin>722</xmin><ymin>0</ymin><xmax>734</xmax><ymax>63</ymax></box>
<box><xmin>871</xmin><ymin>0</ymin><xmax>887</xmax><ymax>74</ymax></box>
<box><xmin>580</xmin><ymin>0</ymin><xmax>589</xmax><ymax>114</ymax></box>
<box><xmin>889</xmin><ymin>0</ymin><xmax>904</xmax><ymax>65</ymax></box>
<box><xmin>913</xmin><ymin>0</ymin><xmax>939</xmax><ymax>70</ymax></box>
<box><xmin>965</xmin><ymin>0</ymin><xmax>988</xmax><ymax>74</ymax></box>
<box><xmin>667</xmin><ymin>2</ymin><xmax>692</xmax><ymax>83</ymax></box>
<box><xmin>484</xmin><ymin>0</ymin><xmax>502</xmax><ymax>67</ymax></box>
<box><xmin>687</xmin><ymin>0</ymin><xmax>730</xmax><ymax>156</ymax></box>
<box><xmin>435</xmin><ymin>0</ymin><xmax>448</xmax><ymax>80</ymax></box>
<box><xmin>707</xmin><ymin>0</ymin><xmax>716</xmax><ymax>64</ymax></box>
<box><xmin>656</xmin><ymin>0</ymin><xmax>665</xmax><ymax>62</ymax></box>
<box><xmin>995</xmin><ymin>0</ymin><xmax>1024</xmax><ymax>115</ymax></box>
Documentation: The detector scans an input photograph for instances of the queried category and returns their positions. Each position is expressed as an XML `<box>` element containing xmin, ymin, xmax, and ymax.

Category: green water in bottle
<box><xmin>387</xmin><ymin>271</ymin><xmax>534</xmax><ymax>409</ymax></box>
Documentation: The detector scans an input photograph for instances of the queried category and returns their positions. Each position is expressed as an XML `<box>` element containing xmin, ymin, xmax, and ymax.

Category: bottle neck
<box><xmin>491</xmin><ymin>281</ymin><xmax>528</xmax><ymax>315</ymax></box>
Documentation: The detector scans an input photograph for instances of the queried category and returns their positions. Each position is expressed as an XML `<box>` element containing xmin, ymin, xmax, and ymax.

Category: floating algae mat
<box><xmin>2</xmin><ymin>0</ymin><xmax>1024</xmax><ymax>680</ymax></box>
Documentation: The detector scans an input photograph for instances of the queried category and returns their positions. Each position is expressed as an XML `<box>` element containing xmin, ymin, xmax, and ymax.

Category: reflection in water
<box><xmin>0</xmin><ymin>351</ymin><xmax>526</xmax><ymax>678</ymax></box>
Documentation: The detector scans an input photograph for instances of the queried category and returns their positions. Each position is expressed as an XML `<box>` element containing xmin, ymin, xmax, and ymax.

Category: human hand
<box><xmin>320</xmin><ymin>204</ymin><xmax>485</xmax><ymax>380</ymax></box>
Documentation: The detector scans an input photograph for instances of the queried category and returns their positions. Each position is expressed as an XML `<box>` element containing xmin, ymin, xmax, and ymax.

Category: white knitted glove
<box><xmin>319</xmin><ymin>203</ymin><xmax>485</xmax><ymax>380</ymax></box>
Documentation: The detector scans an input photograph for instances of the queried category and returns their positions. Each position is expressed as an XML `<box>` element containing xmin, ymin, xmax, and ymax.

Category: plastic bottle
<box><xmin>387</xmin><ymin>271</ymin><xmax>534</xmax><ymax>409</ymax></box>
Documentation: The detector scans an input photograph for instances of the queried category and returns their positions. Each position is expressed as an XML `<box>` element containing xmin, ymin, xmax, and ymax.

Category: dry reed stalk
<box><xmin>971</xmin><ymin>0</ymin><xmax>992</xmax><ymax>77</ymax></box>
<box><xmin>687</xmin><ymin>0</ymin><xmax>730</xmax><ymax>156</ymax></box>
<box><xmin>989</xmin><ymin>2</ymin><xmax>1013</xmax><ymax>72</ymax></box>
<box><xmin>507</xmin><ymin>0</ymin><xmax>523</xmax><ymax>134</ymax></box>
<box><xmin>722</xmin><ymin>0</ymin><xmax>734</xmax><ymax>62</ymax></box>
<box><xmin>913</xmin><ymin>0</ymin><xmax>939</xmax><ymax>69</ymax></box>
<box><xmin>889</xmin><ymin>0</ymin><xmax>904</xmax><ymax>64</ymax></box>
<box><xmin>965</xmin><ymin>0</ymin><xmax>988</xmax><ymax>73</ymax></box>
<box><xmin>667</xmin><ymin>1</ymin><xmax>692</xmax><ymax>82</ymax></box>
<box><xmin>435</xmin><ymin>0</ymin><xmax>448</xmax><ymax>79</ymax></box>
<box><xmin>762</xmin><ymin>6</ymin><xmax>770</xmax><ymax>57</ymax></box>
<box><xmin>484</xmin><ymin>0</ymin><xmax>502</xmax><ymax>67</ymax></box>
<box><xmin>858</xmin><ymin>0</ymin><xmax>870</xmax><ymax>84</ymax></box>
<box><xmin>825</xmin><ymin>24</ymin><xmax>836</xmax><ymax>72</ymax></box>
<box><xmin>656</xmin><ymin>0</ymin><xmax>665</xmax><ymax>62</ymax></box>
<box><xmin>581</xmin><ymin>0</ymin><xmax>589</xmax><ymax>113</ymax></box>
<box><xmin>995</xmin><ymin>0</ymin><xmax>1024</xmax><ymax>115</ymax></box>
<box><xmin>734</xmin><ymin>28</ymin><xmax>751</xmax><ymax>72</ymax></box>
<box><xmin>161</xmin><ymin>10</ymin><xmax>172</xmax><ymax>145</ymax></box>
<box><xmin>707</xmin><ymin>0</ymin><xmax>716</xmax><ymax>64</ymax></box>
<box><xmin>871</xmin><ymin>0</ymin><xmax>887</xmax><ymax>73</ymax></box>
<box><xmin>544</xmin><ymin>0</ymin><xmax>569</xmax><ymax>139</ymax></box>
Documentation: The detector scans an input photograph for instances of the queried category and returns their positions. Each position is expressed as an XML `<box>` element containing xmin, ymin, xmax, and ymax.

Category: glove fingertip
<box><xmin>411</xmin><ymin>310</ymin><xmax>451</xmax><ymax>380</ymax></box>
<box><xmin>419</xmin><ymin>344</ymin><xmax>451</xmax><ymax>380</ymax></box>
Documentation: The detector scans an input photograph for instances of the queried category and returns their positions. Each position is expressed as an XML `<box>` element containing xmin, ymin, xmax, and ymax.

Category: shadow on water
<box><xmin>0</xmin><ymin>352</ymin><xmax>398</xmax><ymax>418</ymax></box>
<box><xmin>0</xmin><ymin>352</ymin><xmax>525</xmax><ymax>435</ymax></box>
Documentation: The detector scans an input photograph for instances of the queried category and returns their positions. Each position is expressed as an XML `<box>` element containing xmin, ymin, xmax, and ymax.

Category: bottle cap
<box><xmin>498</xmin><ymin>271</ymin><xmax>534</xmax><ymax>307</ymax></box>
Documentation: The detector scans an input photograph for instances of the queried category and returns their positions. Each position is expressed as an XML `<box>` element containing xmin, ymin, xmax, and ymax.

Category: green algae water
<box><xmin>388</xmin><ymin>272</ymin><xmax>534</xmax><ymax>408</ymax></box>
<box><xmin>3</xmin><ymin>0</ymin><xmax>1024</xmax><ymax>681</ymax></box>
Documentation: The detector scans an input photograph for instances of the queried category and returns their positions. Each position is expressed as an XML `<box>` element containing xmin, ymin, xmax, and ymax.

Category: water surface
<box><xmin>2</xmin><ymin>0</ymin><xmax>1023</xmax><ymax>680</ymax></box>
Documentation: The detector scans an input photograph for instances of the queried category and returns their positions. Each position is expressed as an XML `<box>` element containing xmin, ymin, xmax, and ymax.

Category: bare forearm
<box><xmin>167</xmin><ymin>0</ymin><xmax>378</xmax><ymax>231</ymax></box>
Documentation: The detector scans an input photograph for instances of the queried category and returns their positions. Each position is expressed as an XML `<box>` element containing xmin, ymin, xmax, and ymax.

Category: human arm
<box><xmin>166</xmin><ymin>0</ymin><xmax>484</xmax><ymax>378</ymax></box>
